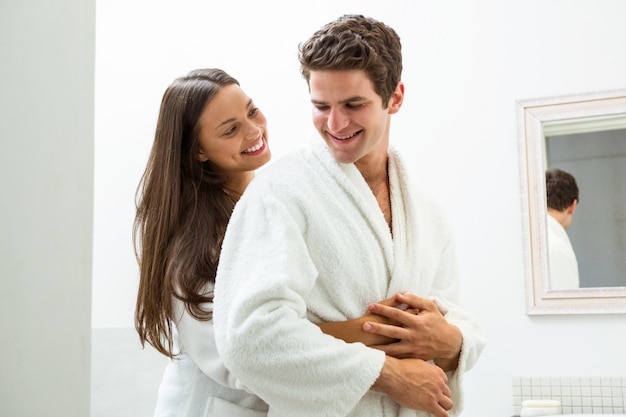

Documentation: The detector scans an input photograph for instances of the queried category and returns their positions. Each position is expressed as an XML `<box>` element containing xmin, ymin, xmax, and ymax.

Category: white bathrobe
<box><xmin>214</xmin><ymin>142</ymin><xmax>485</xmax><ymax>417</ymax></box>
<box><xmin>152</xmin><ymin>295</ymin><xmax>268</xmax><ymax>417</ymax></box>
<box><xmin>547</xmin><ymin>214</ymin><xmax>580</xmax><ymax>289</ymax></box>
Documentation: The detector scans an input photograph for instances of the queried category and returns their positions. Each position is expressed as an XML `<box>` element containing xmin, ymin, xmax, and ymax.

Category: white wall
<box><xmin>0</xmin><ymin>1</ymin><xmax>95</xmax><ymax>416</ymax></box>
<box><xmin>93</xmin><ymin>0</ymin><xmax>626</xmax><ymax>415</ymax></box>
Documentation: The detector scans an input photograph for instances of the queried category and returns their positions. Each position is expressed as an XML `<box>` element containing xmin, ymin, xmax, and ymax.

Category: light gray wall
<box><xmin>0</xmin><ymin>1</ymin><xmax>95</xmax><ymax>416</ymax></box>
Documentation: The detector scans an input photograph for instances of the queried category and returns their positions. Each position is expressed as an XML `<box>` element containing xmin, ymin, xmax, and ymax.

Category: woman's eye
<box><xmin>224</xmin><ymin>126</ymin><xmax>237</xmax><ymax>136</ymax></box>
<box><xmin>249</xmin><ymin>107</ymin><xmax>260</xmax><ymax>117</ymax></box>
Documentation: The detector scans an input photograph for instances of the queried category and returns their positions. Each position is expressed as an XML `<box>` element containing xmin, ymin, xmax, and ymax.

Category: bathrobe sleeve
<box><xmin>213</xmin><ymin>183</ymin><xmax>386</xmax><ymax>417</ymax></box>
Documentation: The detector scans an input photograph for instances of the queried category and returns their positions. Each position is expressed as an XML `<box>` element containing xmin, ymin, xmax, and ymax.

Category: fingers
<box><xmin>363</xmin><ymin>318</ymin><xmax>407</xmax><ymax>340</ymax></box>
<box><xmin>395</xmin><ymin>292</ymin><xmax>438</xmax><ymax>312</ymax></box>
<box><xmin>378</xmin><ymin>295</ymin><xmax>402</xmax><ymax>307</ymax></box>
<box><xmin>366</xmin><ymin>301</ymin><xmax>415</xmax><ymax>326</ymax></box>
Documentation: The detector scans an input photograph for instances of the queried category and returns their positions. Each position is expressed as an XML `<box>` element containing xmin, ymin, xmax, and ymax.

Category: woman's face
<box><xmin>196</xmin><ymin>84</ymin><xmax>270</xmax><ymax>178</ymax></box>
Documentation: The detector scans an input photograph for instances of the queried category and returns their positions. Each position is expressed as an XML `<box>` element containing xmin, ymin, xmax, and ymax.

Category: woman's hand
<box><xmin>316</xmin><ymin>295</ymin><xmax>404</xmax><ymax>346</ymax></box>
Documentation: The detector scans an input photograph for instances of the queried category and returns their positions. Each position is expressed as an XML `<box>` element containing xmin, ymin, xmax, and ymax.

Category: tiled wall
<box><xmin>512</xmin><ymin>377</ymin><xmax>626</xmax><ymax>416</ymax></box>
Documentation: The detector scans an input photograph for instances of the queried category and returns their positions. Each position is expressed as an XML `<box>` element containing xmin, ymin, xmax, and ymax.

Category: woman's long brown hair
<box><xmin>133</xmin><ymin>69</ymin><xmax>239</xmax><ymax>358</ymax></box>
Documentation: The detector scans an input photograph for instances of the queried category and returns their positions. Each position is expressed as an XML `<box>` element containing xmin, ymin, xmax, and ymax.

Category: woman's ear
<box><xmin>197</xmin><ymin>148</ymin><xmax>209</xmax><ymax>162</ymax></box>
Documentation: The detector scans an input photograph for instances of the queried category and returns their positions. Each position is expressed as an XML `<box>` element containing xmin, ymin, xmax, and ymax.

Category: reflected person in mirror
<box><xmin>546</xmin><ymin>168</ymin><xmax>580</xmax><ymax>289</ymax></box>
<box><xmin>213</xmin><ymin>14</ymin><xmax>486</xmax><ymax>417</ymax></box>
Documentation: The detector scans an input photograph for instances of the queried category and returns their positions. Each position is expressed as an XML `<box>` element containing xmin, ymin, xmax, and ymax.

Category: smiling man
<box><xmin>213</xmin><ymin>14</ymin><xmax>485</xmax><ymax>417</ymax></box>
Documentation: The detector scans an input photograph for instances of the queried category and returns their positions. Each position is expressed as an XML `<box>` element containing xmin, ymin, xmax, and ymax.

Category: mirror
<box><xmin>517</xmin><ymin>89</ymin><xmax>626</xmax><ymax>315</ymax></box>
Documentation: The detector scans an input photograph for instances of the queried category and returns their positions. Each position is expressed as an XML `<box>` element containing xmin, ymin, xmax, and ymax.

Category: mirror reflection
<box><xmin>545</xmin><ymin>168</ymin><xmax>580</xmax><ymax>290</ymax></box>
<box><xmin>517</xmin><ymin>89</ymin><xmax>626</xmax><ymax>314</ymax></box>
<box><xmin>545</xmin><ymin>127</ymin><xmax>626</xmax><ymax>289</ymax></box>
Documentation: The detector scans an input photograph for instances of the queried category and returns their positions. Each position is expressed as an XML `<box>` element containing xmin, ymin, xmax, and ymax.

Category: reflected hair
<box><xmin>546</xmin><ymin>168</ymin><xmax>579</xmax><ymax>211</ymax></box>
<box><xmin>133</xmin><ymin>68</ymin><xmax>240</xmax><ymax>357</ymax></box>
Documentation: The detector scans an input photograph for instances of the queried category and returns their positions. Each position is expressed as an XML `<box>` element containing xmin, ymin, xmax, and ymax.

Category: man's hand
<box><xmin>363</xmin><ymin>292</ymin><xmax>462</xmax><ymax>371</ymax></box>
<box><xmin>372</xmin><ymin>356</ymin><xmax>453</xmax><ymax>417</ymax></box>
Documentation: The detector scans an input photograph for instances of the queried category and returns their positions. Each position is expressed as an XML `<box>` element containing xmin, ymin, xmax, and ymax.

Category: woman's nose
<box><xmin>244</xmin><ymin>121</ymin><xmax>263</xmax><ymax>139</ymax></box>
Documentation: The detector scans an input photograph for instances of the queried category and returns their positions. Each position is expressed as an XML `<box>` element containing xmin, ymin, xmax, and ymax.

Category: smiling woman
<box><xmin>133</xmin><ymin>68</ymin><xmax>272</xmax><ymax>417</ymax></box>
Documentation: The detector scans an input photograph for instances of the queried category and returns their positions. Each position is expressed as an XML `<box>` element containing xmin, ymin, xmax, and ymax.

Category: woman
<box><xmin>134</xmin><ymin>68</ymin><xmax>403</xmax><ymax>417</ymax></box>
<box><xmin>134</xmin><ymin>68</ymin><xmax>271</xmax><ymax>417</ymax></box>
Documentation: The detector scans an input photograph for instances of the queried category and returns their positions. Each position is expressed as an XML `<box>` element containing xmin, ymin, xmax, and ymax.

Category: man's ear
<box><xmin>568</xmin><ymin>199</ymin><xmax>578</xmax><ymax>215</ymax></box>
<box><xmin>387</xmin><ymin>82</ymin><xmax>405</xmax><ymax>115</ymax></box>
<box><xmin>197</xmin><ymin>148</ymin><xmax>209</xmax><ymax>162</ymax></box>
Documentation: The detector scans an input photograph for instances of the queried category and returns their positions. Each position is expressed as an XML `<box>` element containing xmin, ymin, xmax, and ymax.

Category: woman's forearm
<box><xmin>317</xmin><ymin>316</ymin><xmax>397</xmax><ymax>346</ymax></box>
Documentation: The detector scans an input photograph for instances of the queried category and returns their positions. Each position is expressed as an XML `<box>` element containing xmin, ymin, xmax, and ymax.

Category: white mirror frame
<box><xmin>516</xmin><ymin>88</ymin><xmax>626</xmax><ymax>315</ymax></box>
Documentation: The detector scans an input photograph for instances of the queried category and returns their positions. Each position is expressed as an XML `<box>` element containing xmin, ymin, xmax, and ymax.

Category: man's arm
<box><xmin>372</xmin><ymin>356</ymin><xmax>453</xmax><ymax>417</ymax></box>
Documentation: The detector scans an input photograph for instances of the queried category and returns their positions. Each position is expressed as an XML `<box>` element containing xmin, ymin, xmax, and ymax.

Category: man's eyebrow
<box><xmin>216</xmin><ymin>99</ymin><xmax>253</xmax><ymax>129</ymax></box>
<box><xmin>311</xmin><ymin>96</ymin><xmax>368</xmax><ymax>105</ymax></box>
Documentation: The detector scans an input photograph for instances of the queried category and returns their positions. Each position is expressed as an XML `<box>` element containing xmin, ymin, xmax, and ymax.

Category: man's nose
<box><xmin>327</xmin><ymin>108</ymin><xmax>349</xmax><ymax>132</ymax></box>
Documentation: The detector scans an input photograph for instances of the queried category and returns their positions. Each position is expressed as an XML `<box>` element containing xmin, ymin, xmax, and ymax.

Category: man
<box><xmin>546</xmin><ymin>168</ymin><xmax>580</xmax><ymax>289</ymax></box>
<box><xmin>214</xmin><ymin>15</ymin><xmax>485</xmax><ymax>417</ymax></box>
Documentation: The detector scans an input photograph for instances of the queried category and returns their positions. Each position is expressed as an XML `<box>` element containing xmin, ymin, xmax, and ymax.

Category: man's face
<box><xmin>308</xmin><ymin>69</ymin><xmax>402</xmax><ymax>170</ymax></box>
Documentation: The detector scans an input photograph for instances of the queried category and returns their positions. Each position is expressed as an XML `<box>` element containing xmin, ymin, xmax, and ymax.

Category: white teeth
<box><xmin>243</xmin><ymin>139</ymin><xmax>263</xmax><ymax>153</ymax></box>
<box><xmin>335</xmin><ymin>132</ymin><xmax>357</xmax><ymax>140</ymax></box>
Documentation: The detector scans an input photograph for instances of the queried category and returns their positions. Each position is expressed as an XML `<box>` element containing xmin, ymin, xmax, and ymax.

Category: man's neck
<box><xmin>358</xmin><ymin>156</ymin><xmax>391</xmax><ymax>230</ymax></box>
<box><xmin>547</xmin><ymin>208</ymin><xmax>568</xmax><ymax>229</ymax></box>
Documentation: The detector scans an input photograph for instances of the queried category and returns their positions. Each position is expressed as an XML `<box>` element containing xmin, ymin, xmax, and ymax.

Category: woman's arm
<box><xmin>315</xmin><ymin>296</ymin><xmax>401</xmax><ymax>346</ymax></box>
